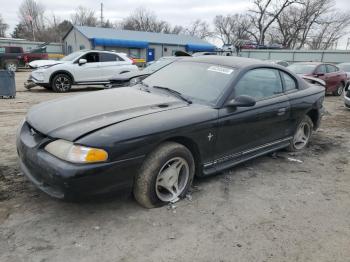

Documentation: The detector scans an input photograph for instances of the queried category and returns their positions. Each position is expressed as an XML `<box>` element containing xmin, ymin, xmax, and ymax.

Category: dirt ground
<box><xmin>0</xmin><ymin>71</ymin><xmax>349</xmax><ymax>262</ymax></box>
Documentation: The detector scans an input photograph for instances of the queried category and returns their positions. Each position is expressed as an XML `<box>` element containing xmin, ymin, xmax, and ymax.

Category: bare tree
<box><xmin>295</xmin><ymin>0</ymin><xmax>334</xmax><ymax>49</ymax></box>
<box><xmin>271</xmin><ymin>0</ymin><xmax>346</xmax><ymax>49</ymax></box>
<box><xmin>120</xmin><ymin>7</ymin><xmax>170</xmax><ymax>33</ymax></box>
<box><xmin>248</xmin><ymin>0</ymin><xmax>302</xmax><ymax>45</ymax></box>
<box><xmin>119</xmin><ymin>7</ymin><xmax>186</xmax><ymax>34</ymax></box>
<box><xmin>70</xmin><ymin>6</ymin><xmax>98</xmax><ymax>27</ymax></box>
<box><xmin>0</xmin><ymin>14</ymin><xmax>9</xmax><ymax>37</ymax></box>
<box><xmin>308</xmin><ymin>11</ymin><xmax>350</xmax><ymax>49</ymax></box>
<box><xmin>213</xmin><ymin>14</ymin><xmax>252</xmax><ymax>44</ymax></box>
<box><xmin>18</xmin><ymin>0</ymin><xmax>45</xmax><ymax>40</ymax></box>
<box><xmin>184</xmin><ymin>19</ymin><xmax>212</xmax><ymax>39</ymax></box>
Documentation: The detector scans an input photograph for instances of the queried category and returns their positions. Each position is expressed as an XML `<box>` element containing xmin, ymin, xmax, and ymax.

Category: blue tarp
<box><xmin>92</xmin><ymin>38</ymin><xmax>149</xmax><ymax>48</ymax></box>
<box><xmin>186</xmin><ymin>44</ymin><xmax>216</xmax><ymax>52</ymax></box>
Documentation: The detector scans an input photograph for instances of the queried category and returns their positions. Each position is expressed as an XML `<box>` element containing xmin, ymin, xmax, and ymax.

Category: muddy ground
<box><xmin>0</xmin><ymin>71</ymin><xmax>349</xmax><ymax>262</ymax></box>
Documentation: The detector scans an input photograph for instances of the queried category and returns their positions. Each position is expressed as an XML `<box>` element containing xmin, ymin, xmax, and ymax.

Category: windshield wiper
<box><xmin>152</xmin><ymin>86</ymin><xmax>192</xmax><ymax>104</ymax></box>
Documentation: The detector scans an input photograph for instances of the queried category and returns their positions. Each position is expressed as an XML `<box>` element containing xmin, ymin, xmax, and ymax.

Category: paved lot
<box><xmin>0</xmin><ymin>71</ymin><xmax>349</xmax><ymax>262</ymax></box>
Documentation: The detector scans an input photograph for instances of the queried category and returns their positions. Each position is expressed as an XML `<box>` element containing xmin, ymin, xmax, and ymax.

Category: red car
<box><xmin>288</xmin><ymin>62</ymin><xmax>347</xmax><ymax>96</ymax></box>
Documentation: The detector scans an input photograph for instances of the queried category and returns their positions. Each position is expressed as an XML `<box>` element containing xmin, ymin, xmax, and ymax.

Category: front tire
<box><xmin>51</xmin><ymin>74</ymin><xmax>72</xmax><ymax>92</ymax></box>
<box><xmin>133</xmin><ymin>142</ymin><xmax>195</xmax><ymax>208</ymax></box>
<box><xmin>333</xmin><ymin>82</ymin><xmax>344</xmax><ymax>96</ymax></box>
<box><xmin>288</xmin><ymin>115</ymin><xmax>313</xmax><ymax>152</ymax></box>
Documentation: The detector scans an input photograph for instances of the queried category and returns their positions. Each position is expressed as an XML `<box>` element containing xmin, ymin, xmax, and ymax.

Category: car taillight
<box><xmin>131</xmin><ymin>58</ymin><xmax>137</xmax><ymax>65</ymax></box>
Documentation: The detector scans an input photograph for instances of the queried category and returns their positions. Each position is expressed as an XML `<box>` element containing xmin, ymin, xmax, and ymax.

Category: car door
<box><xmin>314</xmin><ymin>64</ymin><xmax>328</xmax><ymax>84</ymax></box>
<box><xmin>99</xmin><ymin>53</ymin><xmax>130</xmax><ymax>80</ymax></box>
<box><xmin>214</xmin><ymin>68</ymin><xmax>291</xmax><ymax>164</ymax></box>
<box><xmin>326</xmin><ymin>64</ymin><xmax>340</xmax><ymax>92</ymax></box>
<box><xmin>73</xmin><ymin>52</ymin><xmax>102</xmax><ymax>82</ymax></box>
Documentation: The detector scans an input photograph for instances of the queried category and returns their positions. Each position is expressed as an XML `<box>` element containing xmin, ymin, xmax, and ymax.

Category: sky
<box><xmin>1</xmin><ymin>0</ymin><xmax>350</xmax><ymax>48</ymax></box>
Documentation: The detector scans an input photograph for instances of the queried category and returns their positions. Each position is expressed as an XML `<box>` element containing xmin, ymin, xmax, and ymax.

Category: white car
<box><xmin>25</xmin><ymin>50</ymin><xmax>138</xmax><ymax>92</ymax></box>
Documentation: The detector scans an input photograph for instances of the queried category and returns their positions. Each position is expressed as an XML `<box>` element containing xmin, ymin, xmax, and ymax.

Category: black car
<box><xmin>17</xmin><ymin>56</ymin><xmax>325</xmax><ymax>208</ymax></box>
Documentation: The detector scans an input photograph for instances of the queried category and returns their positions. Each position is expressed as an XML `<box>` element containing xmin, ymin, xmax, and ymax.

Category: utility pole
<box><xmin>100</xmin><ymin>3</ymin><xmax>104</xmax><ymax>27</ymax></box>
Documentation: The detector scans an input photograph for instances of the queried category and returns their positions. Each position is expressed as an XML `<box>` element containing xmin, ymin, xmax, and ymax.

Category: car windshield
<box><xmin>142</xmin><ymin>61</ymin><xmax>234</xmax><ymax>104</ymax></box>
<box><xmin>338</xmin><ymin>64</ymin><xmax>350</xmax><ymax>72</ymax></box>
<box><xmin>60</xmin><ymin>51</ymin><xmax>84</xmax><ymax>61</ymax></box>
<box><xmin>288</xmin><ymin>64</ymin><xmax>316</xmax><ymax>74</ymax></box>
<box><xmin>142</xmin><ymin>59</ymin><xmax>175</xmax><ymax>74</ymax></box>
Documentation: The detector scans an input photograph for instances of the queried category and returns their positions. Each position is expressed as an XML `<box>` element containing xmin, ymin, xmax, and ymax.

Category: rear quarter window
<box><xmin>326</xmin><ymin>64</ymin><xmax>338</xmax><ymax>73</ymax></box>
<box><xmin>281</xmin><ymin>72</ymin><xmax>297</xmax><ymax>91</ymax></box>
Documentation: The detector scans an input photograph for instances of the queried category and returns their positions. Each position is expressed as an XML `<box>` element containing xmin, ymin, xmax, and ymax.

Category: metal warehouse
<box><xmin>63</xmin><ymin>26</ymin><xmax>216</xmax><ymax>62</ymax></box>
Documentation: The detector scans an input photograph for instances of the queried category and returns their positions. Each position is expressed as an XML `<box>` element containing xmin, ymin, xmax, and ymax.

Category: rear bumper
<box><xmin>17</xmin><ymin>122</ymin><xmax>143</xmax><ymax>199</ymax></box>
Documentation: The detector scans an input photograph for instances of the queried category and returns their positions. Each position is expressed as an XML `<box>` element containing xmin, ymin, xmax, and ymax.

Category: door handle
<box><xmin>277</xmin><ymin>108</ymin><xmax>287</xmax><ymax>116</ymax></box>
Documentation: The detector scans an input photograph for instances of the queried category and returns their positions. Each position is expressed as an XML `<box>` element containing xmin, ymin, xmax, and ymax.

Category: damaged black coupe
<box><xmin>17</xmin><ymin>56</ymin><xmax>325</xmax><ymax>208</ymax></box>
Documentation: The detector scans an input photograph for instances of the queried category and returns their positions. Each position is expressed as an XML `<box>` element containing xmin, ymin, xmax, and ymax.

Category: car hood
<box><xmin>109</xmin><ymin>71</ymin><xmax>149</xmax><ymax>83</ymax></box>
<box><xmin>26</xmin><ymin>87</ymin><xmax>187</xmax><ymax>141</ymax></box>
<box><xmin>28</xmin><ymin>60</ymin><xmax>67</xmax><ymax>68</ymax></box>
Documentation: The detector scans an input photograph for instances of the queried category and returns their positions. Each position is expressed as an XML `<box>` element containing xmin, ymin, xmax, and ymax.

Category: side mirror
<box><xmin>227</xmin><ymin>95</ymin><xmax>256</xmax><ymax>108</ymax></box>
<box><xmin>78</xmin><ymin>59</ymin><xmax>87</xmax><ymax>65</ymax></box>
<box><xmin>314</xmin><ymin>73</ymin><xmax>324</xmax><ymax>77</ymax></box>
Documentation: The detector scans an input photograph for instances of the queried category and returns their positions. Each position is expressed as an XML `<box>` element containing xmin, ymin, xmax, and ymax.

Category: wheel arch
<box><xmin>306</xmin><ymin>108</ymin><xmax>320</xmax><ymax>130</ymax></box>
<box><xmin>49</xmin><ymin>70</ymin><xmax>75</xmax><ymax>85</ymax></box>
<box><xmin>162</xmin><ymin>136</ymin><xmax>202</xmax><ymax>177</ymax></box>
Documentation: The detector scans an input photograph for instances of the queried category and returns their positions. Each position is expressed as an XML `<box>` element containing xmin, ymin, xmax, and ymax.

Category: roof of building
<box><xmin>64</xmin><ymin>26</ymin><xmax>216</xmax><ymax>51</ymax></box>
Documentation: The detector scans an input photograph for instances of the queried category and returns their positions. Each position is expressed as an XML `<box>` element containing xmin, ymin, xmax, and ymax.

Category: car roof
<box><xmin>80</xmin><ymin>49</ymin><xmax>127</xmax><ymax>55</ymax></box>
<box><xmin>180</xmin><ymin>56</ymin><xmax>269</xmax><ymax>68</ymax></box>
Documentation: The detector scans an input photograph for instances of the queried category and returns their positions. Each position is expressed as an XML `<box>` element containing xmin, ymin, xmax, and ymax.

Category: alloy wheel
<box><xmin>55</xmin><ymin>76</ymin><xmax>71</xmax><ymax>91</ymax></box>
<box><xmin>337</xmin><ymin>85</ymin><xmax>344</xmax><ymax>96</ymax></box>
<box><xmin>293</xmin><ymin>122</ymin><xmax>311</xmax><ymax>150</ymax></box>
<box><xmin>155</xmin><ymin>157</ymin><xmax>189</xmax><ymax>202</ymax></box>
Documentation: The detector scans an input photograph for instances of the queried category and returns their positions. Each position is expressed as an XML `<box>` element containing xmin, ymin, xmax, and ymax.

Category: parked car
<box><xmin>0</xmin><ymin>46</ymin><xmax>24</xmax><ymax>71</ymax></box>
<box><xmin>109</xmin><ymin>56</ymin><xmax>182</xmax><ymax>87</ymax></box>
<box><xmin>17</xmin><ymin>56</ymin><xmax>325</xmax><ymax>208</ymax></box>
<box><xmin>0</xmin><ymin>46</ymin><xmax>49</xmax><ymax>71</ymax></box>
<box><xmin>344</xmin><ymin>89</ymin><xmax>350</xmax><ymax>109</ymax></box>
<box><xmin>287</xmin><ymin>62</ymin><xmax>347</xmax><ymax>96</ymax></box>
<box><xmin>22</xmin><ymin>46</ymin><xmax>49</xmax><ymax>66</ymax></box>
<box><xmin>337</xmin><ymin>63</ymin><xmax>350</xmax><ymax>91</ymax></box>
<box><xmin>24</xmin><ymin>50</ymin><xmax>138</xmax><ymax>92</ymax></box>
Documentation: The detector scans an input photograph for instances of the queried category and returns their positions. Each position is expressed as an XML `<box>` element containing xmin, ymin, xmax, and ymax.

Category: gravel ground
<box><xmin>0</xmin><ymin>71</ymin><xmax>349</xmax><ymax>262</ymax></box>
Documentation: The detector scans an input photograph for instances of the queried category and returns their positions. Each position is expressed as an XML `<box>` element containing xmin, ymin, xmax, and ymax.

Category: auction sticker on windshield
<box><xmin>208</xmin><ymin>66</ymin><xmax>234</xmax><ymax>75</ymax></box>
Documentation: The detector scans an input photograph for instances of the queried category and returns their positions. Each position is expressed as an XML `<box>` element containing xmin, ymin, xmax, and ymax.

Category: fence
<box><xmin>239</xmin><ymin>49</ymin><xmax>350</xmax><ymax>64</ymax></box>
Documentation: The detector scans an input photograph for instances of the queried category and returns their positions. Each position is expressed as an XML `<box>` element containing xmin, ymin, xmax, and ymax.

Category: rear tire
<box><xmin>133</xmin><ymin>142</ymin><xmax>195</xmax><ymax>208</ymax></box>
<box><xmin>5</xmin><ymin>61</ymin><xmax>18</xmax><ymax>72</ymax></box>
<box><xmin>333</xmin><ymin>82</ymin><xmax>344</xmax><ymax>96</ymax></box>
<box><xmin>51</xmin><ymin>74</ymin><xmax>72</xmax><ymax>92</ymax></box>
<box><xmin>288</xmin><ymin>115</ymin><xmax>313</xmax><ymax>152</ymax></box>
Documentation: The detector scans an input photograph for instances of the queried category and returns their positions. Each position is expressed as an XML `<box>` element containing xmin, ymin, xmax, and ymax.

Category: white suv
<box><xmin>25</xmin><ymin>50</ymin><xmax>138</xmax><ymax>92</ymax></box>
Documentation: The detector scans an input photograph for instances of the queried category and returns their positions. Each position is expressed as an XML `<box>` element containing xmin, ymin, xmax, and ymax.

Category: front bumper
<box><xmin>24</xmin><ymin>74</ymin><xmax>47</xmax><ymax>89</ymax></box>
<box><xmin>17</xmin><ymin>122</ymin><xmax>143</xmax><ymax>199</ymax></box>
<box><xmin>344</xmin><ymin>90</ymin><xmax>350</xmax><ymax>109</ymax></box>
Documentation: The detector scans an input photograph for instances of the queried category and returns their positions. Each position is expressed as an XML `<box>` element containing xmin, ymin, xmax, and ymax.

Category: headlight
<box><xmin>45</xmin><ymin>139</ymin><xmax>108</xmax><ymax>163</ymax></box>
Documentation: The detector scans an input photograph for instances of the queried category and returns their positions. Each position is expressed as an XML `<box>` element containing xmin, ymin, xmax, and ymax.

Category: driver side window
<box><xmin>81</xmin><ymin>52</ymin><xmax>100</xmax><ymax>63</ymax></box>
<box><xmin>316</xmin><ymin>65</ymin><xmax>327</xmax><ymax>74</ymax></box>
<box><xmin>234</xmin><ymin>68</ymin><xmax>283</xmax><ymax>100</ymax></box>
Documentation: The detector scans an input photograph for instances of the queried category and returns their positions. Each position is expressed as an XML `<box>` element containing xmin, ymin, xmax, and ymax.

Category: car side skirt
<box><xmin>202</xmin><ymin>137</ymin><xmax>292</xmax><ymax>175</ymax></box>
